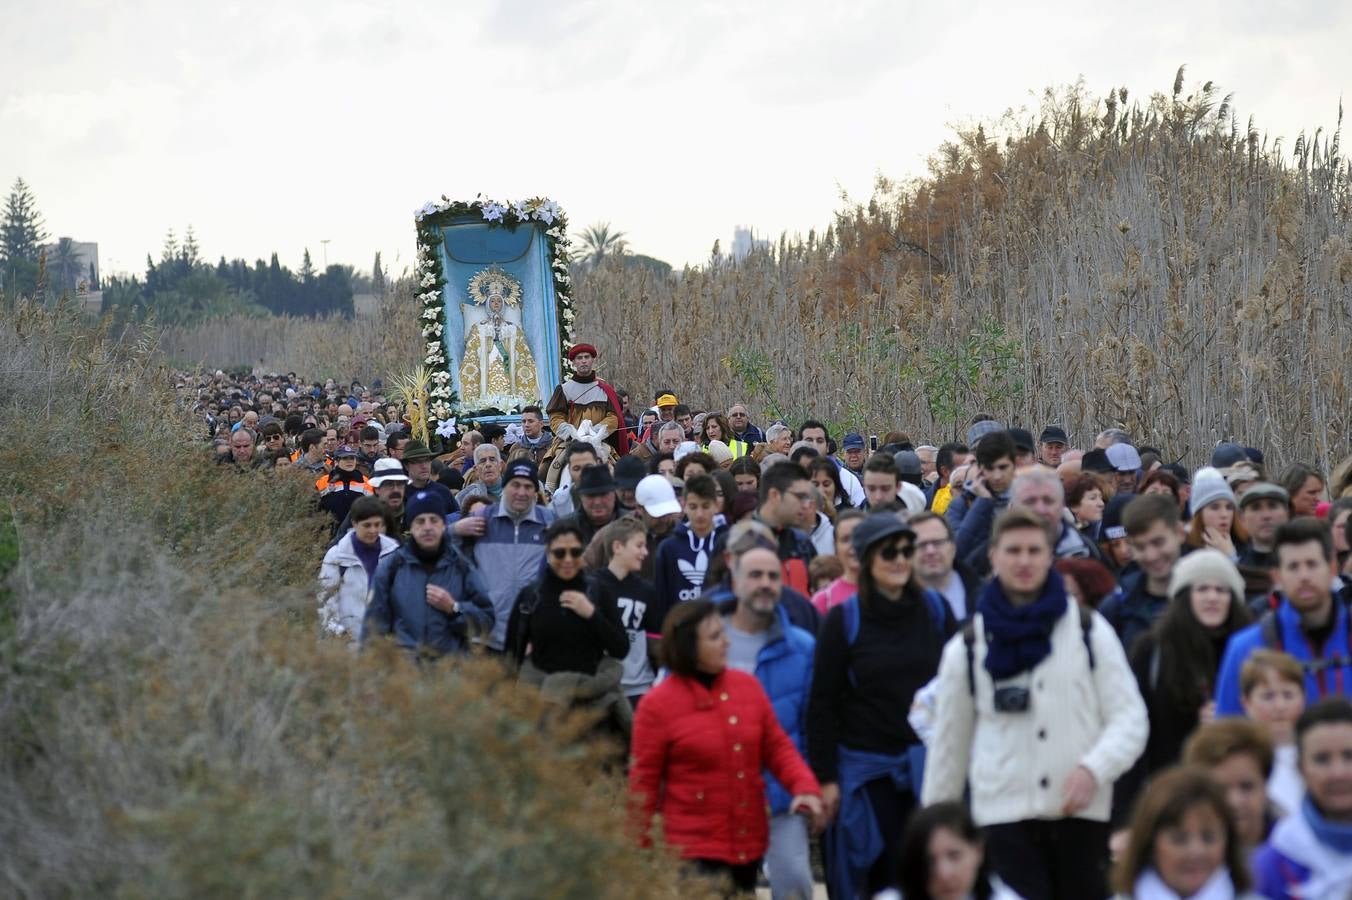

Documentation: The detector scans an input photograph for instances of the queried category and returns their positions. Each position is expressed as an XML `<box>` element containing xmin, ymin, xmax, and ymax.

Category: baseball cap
<box><xmin>334</xmin><ymin>445</ymin><xmax>359</xmax><ymax>459</ymax></box>
<box><xmin>1082</xmin><ymin>448</ymin><xmax>1114</xmax><ymax>474</ymax></box>
<box><xmin>656</xmin><ymin>393</ymin><xmax>679</xmax><ymax>408</ymax></box>
<box><xmin>1101</xmin><ymin>493</ymin><xmax>1136</xmax><ymax>541</ymax></box>
<box><xmin>1210</xmin><ymin>442</ymin><xmax>1248</xmax><ymax>469</ymax></box>
<box><xmin>966</xmin><ymin>420</ymin><xmax>1004</xmax><ymax>447</ymax></box>
<box><xmin>369</xmin><ymin>458</ymin><xmax>410</xmax><ymax>486</ymax></box>
<box><xmin>504</xmin><ymin>459</ymin><xmax>539</xmax><ymax>486</ymax></box>
<box><xmin>1039</xmin><ymin>425</ymin><xmax>1069</xmax><ymax>444</ymax></box>
<box><xmin>636</xmin><ymin>474</ymin><xmax>682</xmax><ymax>517</ymax></box>
<box><xmin>1105</xmin><ymin>443</ymin><xmax>1143</xmax><ymax>472</ymax></box>
<box><xmin>842</xmin><ymin>432</ymin><xmax>866</xmax><ymax>451</ymax></box>
<box><xmin>893</xmin><ymin>450</ymin><xmax>923</xmax><ymax>476</ymax></box>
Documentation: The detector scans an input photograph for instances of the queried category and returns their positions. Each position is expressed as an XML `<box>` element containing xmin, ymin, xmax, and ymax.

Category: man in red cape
<box><xmin>545</xmin><ymin>344</ymin><xmax>631</xmax><ymax>456</ymax></box>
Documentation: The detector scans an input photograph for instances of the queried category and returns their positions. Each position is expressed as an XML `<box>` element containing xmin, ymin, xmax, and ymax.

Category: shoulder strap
<box><xmin>963</xmin><ymin>617</ymin><xmax>978</xmax><ymax>696</ymax></box>
<box><xmin>1260</xmin><ymin>610</ymin><xmax>1283</xmax><ymax>651</ymax></box>
<box><xmin>922</xmin><ymin>589</ymin><xmax>948</xmax><ymax>641</ymax></box>
<box><xmin>842</xmin><ymin>595</ymin><xmax>860</xmax><ymax>647</ymax></box>
<box><xmin>1148</xmin><ymin>642</ymin><xmax>1161</xmax><ymax>693</ymax></box>
<box><xmin>1078</xmin><ymin>602</ymin><xmax>1096</xmax><ymax>671</ymax></box>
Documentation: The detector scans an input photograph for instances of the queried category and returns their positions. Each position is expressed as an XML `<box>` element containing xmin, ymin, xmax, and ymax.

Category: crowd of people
<box><xmin>186</xmin><ymin>343</ymin><xmax>1352</xmax><ymax>899</ymax></box>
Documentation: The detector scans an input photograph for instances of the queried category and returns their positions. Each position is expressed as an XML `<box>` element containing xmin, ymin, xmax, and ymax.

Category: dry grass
<box><xmin>0</xmin><ymin>301</ymin><xmax>708</xmax><ymax>898</ymax></box>
<box><xmin>152</xmin><ymin>74</ymin><xmax>1351</xmax><ymax>473</ymax></box>
<box><xmin>157</xmin><ymin>276</ymin><xmax>425</xmax><ymax>382</ymax></box>
<box><xmin>576</xmin><ymin>76</ymin><xmax>1352</xmax><ymax>472</ymax></box>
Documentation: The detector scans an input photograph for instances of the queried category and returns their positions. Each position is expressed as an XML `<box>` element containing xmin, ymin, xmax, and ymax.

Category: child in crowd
<box><xmin>1241</xmin><ymin>649</ymin><xmax>1307</xmax><ymax>816</ymax></box>
<box><xmin>809</xmin><ymin>554</ymin><xmax>843</xmax><ymax>595</ymax></box>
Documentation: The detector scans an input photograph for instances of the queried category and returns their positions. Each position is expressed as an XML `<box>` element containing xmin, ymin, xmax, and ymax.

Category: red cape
<box><xmin>594</xmin><ymin>377</ymin><xmax>631</xmax><ymax>455</ymax></box>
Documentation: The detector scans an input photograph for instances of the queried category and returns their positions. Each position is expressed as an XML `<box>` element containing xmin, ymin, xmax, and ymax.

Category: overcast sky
<box><xmin>3</xmin><ymin>0</ymin><xmax>1349</xmax><ymax>279</ymax></box>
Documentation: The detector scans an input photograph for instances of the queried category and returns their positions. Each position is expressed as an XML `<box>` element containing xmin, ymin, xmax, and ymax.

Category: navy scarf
<box><xmin>977</xmin><ymin>570</ymin><xmax>1069</xmax><ymax>680</ymax></box>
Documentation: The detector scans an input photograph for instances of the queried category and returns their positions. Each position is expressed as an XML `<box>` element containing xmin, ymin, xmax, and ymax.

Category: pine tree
<box><xmin>300</xmin><ymin>248</ymin><xmax>315</xmax><ymax>281</ymax></box>
<box><xmin>161</xmin><ymin>229</ymin><xmax>178</xmax><ymax>264</ymax></box>
<box><xmin>1</xmin><ymin>177</ymin><xmax>48</xmax><ymax>264</ymax></box>
<box><xmin>372</xmin><ymin>251</ymin><xmax>385</xmax><ymax>297</ymax></box>
<box><xmin>182</xmin><ymin>226</ymin><xmax>200</xmax><ymax>266</ymax></box>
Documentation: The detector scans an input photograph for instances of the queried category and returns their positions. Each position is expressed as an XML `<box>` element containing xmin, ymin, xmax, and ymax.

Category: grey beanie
<box><xmin>1190</xmin><ymin>466</ymin><xmax>1236</xmax><ymax>513</ymax></box>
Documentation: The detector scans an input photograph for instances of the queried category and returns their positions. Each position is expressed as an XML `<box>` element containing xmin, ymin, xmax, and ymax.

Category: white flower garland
<box><xmin>413</xmin><ymin>195</ymin><xmax>575</xmax><ymax>434</ymax></box>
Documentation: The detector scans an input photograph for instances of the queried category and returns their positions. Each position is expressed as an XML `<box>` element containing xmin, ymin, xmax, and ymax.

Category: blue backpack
<box><xmin>839</xmin><ymin>589</ymin><xmax>949</xmax><ymax>686</ymax></box>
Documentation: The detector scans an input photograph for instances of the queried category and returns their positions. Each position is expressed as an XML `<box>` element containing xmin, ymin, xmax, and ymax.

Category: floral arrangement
<box><xmin>413</xmin><ymin>195</ymin><xmax>574</xmax><ymax>433</ymax></box>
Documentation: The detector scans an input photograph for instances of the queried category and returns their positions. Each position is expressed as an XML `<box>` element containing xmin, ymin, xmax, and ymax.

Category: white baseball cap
<box><xmin>636</xmin><ymin>474</ymin><xmax>682</xmax><ymax>518</ymax></box>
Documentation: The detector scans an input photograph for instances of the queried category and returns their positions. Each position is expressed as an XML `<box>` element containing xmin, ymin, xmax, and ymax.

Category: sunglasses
<box><xmin>549</xmin><ymin>547</ymin><xmax>584</xmax><ymax>560</ymax></box>
<box><xmin>878</xmin><ymin>541</ymin><xmax>915</xmax><ymax>562</ymax></box>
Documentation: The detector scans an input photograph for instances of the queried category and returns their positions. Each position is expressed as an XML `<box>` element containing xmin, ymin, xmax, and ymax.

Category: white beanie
<box><xmin>1190</xmin><ymin>466</ymin><xmax>1235</xmax><ymax>513</ymax></box>
<box><xmin>1168</xmin><ymin>548</ymin><xmax>1245</xmax><ymax>603</ymax></box>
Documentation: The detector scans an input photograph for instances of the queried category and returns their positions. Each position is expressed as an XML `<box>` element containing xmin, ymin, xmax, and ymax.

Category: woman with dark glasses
<box><xmin>505</xmin><ymin>519</ymin><xmax>628</xmax><ymax>689</ymax></box>
<box><xmin>807</xmin><ymin>513</ymin><xmax>958</xmax><ymax>899</ymax></box>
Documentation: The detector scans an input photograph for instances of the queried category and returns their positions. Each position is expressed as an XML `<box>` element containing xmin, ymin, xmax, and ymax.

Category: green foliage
<box><xmin>0</xmin><ymin>302</ymin><xmax>708</xmax><ymax>898</ymax></box>
<box><xmin>1</xmin><ymin>177</ymin><xmax>47</xmax><ymax>297</ymax></box>
<box><xmin>903</xmin><ymin>320</ymin><xmax>1024</xmax><ymax>430</ymax></box>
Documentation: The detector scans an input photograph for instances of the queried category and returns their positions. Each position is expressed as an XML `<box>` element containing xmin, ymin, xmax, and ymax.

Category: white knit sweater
<box><xmin>921</xmin><ymin>601</ymin><xmax>1148</xmax><ymax>826</ymax></box>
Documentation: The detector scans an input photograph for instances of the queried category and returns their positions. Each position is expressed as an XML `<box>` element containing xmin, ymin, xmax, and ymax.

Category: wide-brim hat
<box><xmin>401</xmin><ymin>439</ymin><xmax>436</xmax><ymax>463</ymax></box>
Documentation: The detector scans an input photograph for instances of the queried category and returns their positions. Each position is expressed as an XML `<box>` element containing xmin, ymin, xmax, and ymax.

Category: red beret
<box><xmin>566</xmin><ymin>344</ymin><xmax>598</xmax><ymax>360</ymax></box>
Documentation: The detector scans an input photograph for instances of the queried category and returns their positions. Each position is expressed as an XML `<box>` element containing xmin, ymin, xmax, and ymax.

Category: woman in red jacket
<box><xmin>630</xmin><ymin>598</ymin><xmax>824</xmax><ymax>895</ymax></box>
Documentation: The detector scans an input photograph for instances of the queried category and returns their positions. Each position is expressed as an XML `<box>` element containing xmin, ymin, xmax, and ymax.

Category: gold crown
<box><xmin>467</xmin><ymin>265</ymin><xmax>522</xmax><ymax>307</ymax></box>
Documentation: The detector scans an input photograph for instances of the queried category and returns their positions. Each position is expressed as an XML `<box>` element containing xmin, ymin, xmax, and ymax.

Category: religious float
<box><xmin>410</xmin><ymin>195</ymin><xmax>575</xmax><ymax>443</ymax></box>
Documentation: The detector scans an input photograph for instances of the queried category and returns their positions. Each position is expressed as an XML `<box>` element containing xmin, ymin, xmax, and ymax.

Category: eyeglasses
<box><xmin>549</xmin><ymin>547</ymin><xmax>584</xmax><ymax>560</ymax></box>
<box><xmin>878</xmin><ymin>541</ymin><xmax>915</xmax><ymax>562</ymax></box>
<box><xmin>915</xmin><ymin>538</ymin><xmax>951</xmax><ymax>552</ymax></box>
<box><xmin>788</xmin><ymin>489</ymin><xmax>815</xmax><ymax>505</ymax></box>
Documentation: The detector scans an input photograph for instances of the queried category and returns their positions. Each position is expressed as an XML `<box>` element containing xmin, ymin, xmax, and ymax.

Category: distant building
<box><xmin>38</xmin><ymin>238</ymin><xmax>100</xmax><ymax>293</ymax></box>
<box><xmin>730</xmin><ymin>226</ymin><xmax>769</xmax><ymax>262</ymax></box>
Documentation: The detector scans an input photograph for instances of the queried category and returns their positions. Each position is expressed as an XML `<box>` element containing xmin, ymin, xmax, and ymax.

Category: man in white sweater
<box><xmin>922</xmin><ymin>506</ymin><xmax>1148</xmax><ymax>899</ymax></box>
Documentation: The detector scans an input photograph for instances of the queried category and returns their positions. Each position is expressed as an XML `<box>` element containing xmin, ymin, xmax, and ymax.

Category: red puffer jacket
<box><xmin>629</xmin><ymin>668</ymin><xmax>821</xmax><ymax>864</ymax></box>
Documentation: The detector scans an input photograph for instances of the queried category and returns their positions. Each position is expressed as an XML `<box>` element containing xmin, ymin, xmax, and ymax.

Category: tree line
<box><xmin>0</xmin><ymin>177</ymin><xmax>362</xmax><ymax>326</ymax></box>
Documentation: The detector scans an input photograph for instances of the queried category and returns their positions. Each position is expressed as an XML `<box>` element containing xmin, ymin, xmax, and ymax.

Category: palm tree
<box><xmin>573</xmin><ymin>222</ymin><xmax>628</xmax><ymax>267</ymax></box>
<box><xmin>51</xmin><ymin>237</ymin><xmax>82</xmax><ymax>296</ymax></box>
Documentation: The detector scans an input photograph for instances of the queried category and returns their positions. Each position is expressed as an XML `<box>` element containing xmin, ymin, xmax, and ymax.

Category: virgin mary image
<box><xmin>457</xmin><ymin>266</ymin><xmax>540</xmax><ymax>407</ymax></box>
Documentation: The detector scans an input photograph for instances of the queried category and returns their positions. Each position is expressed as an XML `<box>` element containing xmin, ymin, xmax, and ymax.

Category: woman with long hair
<box><xmin>629</xmin><ymin>599</ymin><xmax>823</xmax><ymax>896</ymax></box>
<box><xmin>809</xmin><ymin>457</ymin><xmax>852</xmax><ymax>513</ymax></box>
<box><xmin>892</xmin><ymin>802</ymin><xmax>1022</xmax><ymax>900</ymax></box>
<box><xmin>807</xmin><ymin>514</ymin><xmax>956</xmax><ymax>898</ymax></box>
<box><xmin>1113</xmin><ymin>767</ymin><xmax>1259</xmax><ymax>899</ymax></box>
<box><xmin>1114</xmin><ymin>549</ymin><xmax>1251</xmax><ymax>827</ymax></box>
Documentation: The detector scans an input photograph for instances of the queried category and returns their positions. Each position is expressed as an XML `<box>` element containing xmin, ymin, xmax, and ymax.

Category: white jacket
<box><xmin>921</xmin><ymin>601</ymin><xmax>1148</xmax><ymax>826</ymax></box>
<box><xmin>318</xmin><ymin>532</ymin><xmax>401</xmax><ymax>639</ymax></box>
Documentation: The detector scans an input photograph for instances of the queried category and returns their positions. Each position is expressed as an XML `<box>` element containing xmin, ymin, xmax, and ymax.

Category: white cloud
<box><xmin>1</xmin><ymin>0</ymin><xmax>1349</xmax><ymax>277</ymax></box>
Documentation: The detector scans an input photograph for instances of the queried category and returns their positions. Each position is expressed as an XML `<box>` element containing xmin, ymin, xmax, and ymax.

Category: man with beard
<box><xmin>717</xmin><ymin>535</ymin><xmax>818</xmax><ymax>900</ymax></box>
<box><xmin>545</xmin><ymin>343</ymin><xmax>629</xmax><ymax>456</ymax></box>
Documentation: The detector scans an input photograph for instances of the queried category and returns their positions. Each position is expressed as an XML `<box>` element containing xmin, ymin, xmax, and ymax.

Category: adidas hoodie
<box><xmin>653</xmin><ymin>521</ymin><xmax>725</xmax><ymax>621</ymax></box>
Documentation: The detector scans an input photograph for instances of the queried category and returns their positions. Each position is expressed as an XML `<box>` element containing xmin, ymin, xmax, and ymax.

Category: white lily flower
<box><xmin>481</xmin><ymin>201</ymin><xmax>506</xmax><ymax>221</ymax></box>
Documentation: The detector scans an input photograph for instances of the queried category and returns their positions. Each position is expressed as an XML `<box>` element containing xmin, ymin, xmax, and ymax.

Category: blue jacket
<box><xmin>361</xmin><ymin>537</ymin><xmax>495</xmax><ymax>657</ymax></box>
<box><xmin>953</xmin><ymin>493</ymin><xmax>1011</xmax><ymax>570</ymax></box>
<box><xmin>460</xmin><ymin>500</ymin><xmax>555</xmax><ymax>650</ymax></box>
<box><xmin>1099</xmin><ymin>571</ymin><xmax>1167</xmax><ymax>655</ymax></box>
<box><xmin>720</xmin><ymin>602</ymin><xmax>815</xmax><ymax>815</ymax></box>
<box><xmin>654</xmin><ymin>521</ymin><xmax>724</xmax><ymax>613</ymax></box>
<box><xmin>1215</xmin><ymin>598</ymin><xmax>1352</xmax><ymax>716</ymax></box>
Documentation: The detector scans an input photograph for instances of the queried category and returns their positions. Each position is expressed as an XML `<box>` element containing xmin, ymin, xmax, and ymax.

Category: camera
<box><xmin>993</xmin><ymin>685</ymin><xmax>1031</xmax><ymax>713</ymax></box>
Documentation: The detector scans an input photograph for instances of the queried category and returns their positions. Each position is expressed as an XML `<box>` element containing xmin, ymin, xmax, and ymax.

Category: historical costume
<box><xmin>544</xmin><ymin>343</ymin><xmax>629</xmax><ymax>455</ymax></box>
